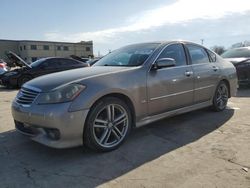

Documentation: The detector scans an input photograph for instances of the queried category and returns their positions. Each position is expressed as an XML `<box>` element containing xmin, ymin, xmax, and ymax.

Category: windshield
<box><xmin>94</xmin><ymin>43</ymin><xmax>160</xmax><ymax>67</ymax></box>
<box><xmin>221</xmin><ymin>48</ymin><xmax>250</xmax><ymax>58</ymax></box>
<box><xmin>30</xmin><ymin>58</ymin><xmax>46</xmax><ymax>68</ymax></box>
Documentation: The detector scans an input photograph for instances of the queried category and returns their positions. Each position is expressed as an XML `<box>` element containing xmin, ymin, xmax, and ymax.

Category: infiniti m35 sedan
<box><xmin>12</xmin><ymin>41</ymin><xmax>237</xmax><ymax>151</ymax></box>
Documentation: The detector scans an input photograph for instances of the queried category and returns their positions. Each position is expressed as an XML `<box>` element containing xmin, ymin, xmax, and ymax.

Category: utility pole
<box><xmin>201</xmin><ymin>39</ymin><xmax>204</xmax><ymax>45</ymax></box>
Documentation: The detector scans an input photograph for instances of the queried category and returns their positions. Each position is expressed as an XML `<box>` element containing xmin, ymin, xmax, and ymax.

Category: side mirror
<box><xmin>152</xmin><ymin>58</ymin><xmax>176</xmax><ymax>70</ymax></box>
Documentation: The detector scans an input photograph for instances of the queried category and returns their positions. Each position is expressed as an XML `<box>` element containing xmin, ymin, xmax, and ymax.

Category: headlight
<box><xmin>37</xmin><ymin>84</ymin><xmax>85</xmax><ymax>104</ymax></box>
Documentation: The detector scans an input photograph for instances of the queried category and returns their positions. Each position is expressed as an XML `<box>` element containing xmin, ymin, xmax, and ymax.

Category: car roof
<box><xmin>129</xmin><ymin>40</ymin><xmax>204</xmax><ymax>47</ymax></box>
<box><xmin>40</xmin><ymin>57</ymin><xmax>76</xmax><ymax>60</ymax></box>
<box><xmin>229</xmin><ymin>47</ymin><xmax>250</xmax><ymax>50</ymax></box>
<box><xmin>38</xmin><ymin>57</ymin><xmax>85</xmax><ymax>63</ymax></box>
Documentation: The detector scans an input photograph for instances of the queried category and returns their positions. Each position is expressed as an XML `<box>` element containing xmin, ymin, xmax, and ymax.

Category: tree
<box><xmin>211</xmin><ymin>46</ymin><xmax>226</xmax><ymax>55</ymax></box>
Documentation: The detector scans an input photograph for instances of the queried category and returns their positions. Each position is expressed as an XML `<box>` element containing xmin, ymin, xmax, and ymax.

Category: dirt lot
<box><xmin>0</xmin><ymin>86</ymin><xmax>250</xmax><ymax>188</ymax></box>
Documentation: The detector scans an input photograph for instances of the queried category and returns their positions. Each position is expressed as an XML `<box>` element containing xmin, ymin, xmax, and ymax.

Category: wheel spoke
<box><xmin>216</xmin><ymin>97</ymin><xmax>222</xmax><ymax>103</ymax></box>
<box><xmin>99</xmin><ymin>128</ymin><xmax>109</xmax><ymax>144</ymax></box>
<box><xmin>114</xmin><ymin>113</ymin><xmax>127</xmax><ymax>126</ymax></box>
<box><xmin>218</xmin><ymin>88</ymin><xmax>222</xmax><ymax>96</ymax></box>
<box><xmin>111</xmin><ymin>129</ymin><xmax>121</xmax><ymax>140</ymax></box>
<box><xmin>111</xmin><ymin>105</ymin><xmax>115</xmax><ymax>121</ymax></box>
<box><xmin>94</xmin><ymin>124</ymin><xmax>107</xmax><ymax>128</ymax></box>
<box><xmin>221</xmin><ymin>86</ymin><xmax>227</xmax><ymax>95</ymax></box>
<box><xmin>103</xmin><ymin>129</ymin><xmax>111</xmax><ymax>144</ymax></box>
<box><xmin>106</xmin><ymin>105</ymin><xmax>115</xmax><ymax>121</ymax></box>
<box><xmin>94</xmin><ymin>119</ymin><xmax>108</xmax><ymax>128</ymax></box>
<box><xmin>106</xmin><ymin>105</ymin><xmax>111</xmax><ymax>121</ymax></box>
<box><xmin>113</xmin><ymin>126</ymin><xmax>123</xmax><ymax>137</ymax></box>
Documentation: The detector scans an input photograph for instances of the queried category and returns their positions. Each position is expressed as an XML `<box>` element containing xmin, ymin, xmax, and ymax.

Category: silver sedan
<box><xmin>12</xmin><ymin>41</ymin><xmax>237</xmax><ymax>151</ymax></box>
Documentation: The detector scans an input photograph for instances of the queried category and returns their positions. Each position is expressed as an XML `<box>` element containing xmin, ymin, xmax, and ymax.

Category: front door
<box><xmin>147</xmin><ymin>43</ymin><xmax>194</xmax><ymax>116</ymax></box>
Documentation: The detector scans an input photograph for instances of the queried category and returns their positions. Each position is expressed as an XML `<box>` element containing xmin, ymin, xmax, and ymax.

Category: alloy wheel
<box><xmin>216</xmin><ymin>84</ymin><xmax>228</xmax><ymax>110</ymax></box>
<box><xmin>92</xmin><ymin>104</ymin><xmax>129</xmax><ymax>148</ymax></box>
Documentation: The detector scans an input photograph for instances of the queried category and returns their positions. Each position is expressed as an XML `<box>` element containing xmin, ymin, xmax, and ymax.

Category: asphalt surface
<box><xmin>0</xmin><ymin>86</ymin><xmax>250</xmax><ymax>188</ymax></box>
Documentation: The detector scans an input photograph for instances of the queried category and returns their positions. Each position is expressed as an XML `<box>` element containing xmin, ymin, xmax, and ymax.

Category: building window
<box><xmin>24</xmin><ymin>45</ymin><xmax>26</xmax><ymax>50</ymax></box>
<box><xmin>57</xmin><ymin>46</ymin><xmax>61</xmax><ymax>51</ymax></box>
<box><xmin>20</xmin><ymin>46</ymin><xmax>22</xmax><ymax>51</ymax></box>
<box><xmin>86</xmin><ymin>47</ymin><xmax>91</xmax><ymax>51</ymax></box>
<box><xmin>43</xmin><ymin>45</ymin><xmax>49</xmax><ymax>50</ymax></box>
<box><xmin>63</xmin><ymin>46</ymin><xmax>69</xmax><ymax>51</ymax></box>
<box><xmin>31</xmin><ymin>45</ymin><xmax>37</xmax><ymax>50</ymax></box>
<box><xmin>31</xmin><ymin>57</ymin><xmax>37</xmax><ymax>62</ymax></box>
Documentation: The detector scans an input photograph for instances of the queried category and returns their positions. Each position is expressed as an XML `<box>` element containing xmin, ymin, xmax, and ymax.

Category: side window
<box><xmin>186</xmin><ymin>44</ymin><xmax>210</xmax><ymax>64</ymax></box>
<box><xmin>157</xmin><ymin>44</ymin><xmax>187</xmax><ymax>66</ymax></box>
<box><xmin>42</xmin><ymin>59</ymin><xmax>58</xmax><ymax>69</ymax></box>
<box><xmin>206</xmin><ymin>49</ymin><xmax>216</xmax><ymax>62</ymax></box>
<box><xmin>67</xmin><ymin>59</ymin><xmax>80</xmax><ymax>65</ymax></box>
<box><xmin>61</xmin><ymin>59</ymin><xmax>76</xmax><ymax>66</ymax></box>
<box><xmin>40</xmin><ymin>61</ymin><xmax>49</xmax><ymax>68</ymax></box>
<box><xmin>56</xmin><ymin>59</ymin><xmax>77</xmax><ymax>67</ymax></box>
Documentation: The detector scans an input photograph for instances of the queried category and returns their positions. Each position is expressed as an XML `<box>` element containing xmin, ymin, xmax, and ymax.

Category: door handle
<box><xmin>212</xmin><ymin>66</ymin><xmax>219</xmax><ymax>71</ymax></box>
<box><xmin>185</xmin><ymin>71</ymin><xmax>193</xmax><ymax>77</ymax></box>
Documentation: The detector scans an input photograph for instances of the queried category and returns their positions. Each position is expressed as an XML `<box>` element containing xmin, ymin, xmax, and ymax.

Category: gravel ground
<box><xmin>0</xmin><ymin>86</ymin><xmax>249</xmax><ymax>188</ymax></box>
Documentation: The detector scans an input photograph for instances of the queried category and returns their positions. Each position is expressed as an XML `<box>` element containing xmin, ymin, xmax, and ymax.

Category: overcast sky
<box><xmin>1</xmin><ymin>0</ymin><xmax>250</xmax><ymax>55</ymax></box>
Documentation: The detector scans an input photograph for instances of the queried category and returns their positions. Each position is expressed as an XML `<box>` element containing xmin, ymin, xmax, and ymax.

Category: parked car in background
<box><xmin>0</xmin><ymin>51</ymin><xmax>89</xmax><ymax>88</ymax></box>
<box><xmin>86</xmin><ymin>58</ymin><xmax>100</xmax><ymax>66</ymax></box>
<box><xmin>71</xmin><ymin>55</ymin><xmax>100</xmax><ymax>66</ymax></box>
<box><xmin>12</xmin><ymin>41</ymin><xmax>237</xmax><ymax>152</ymax></box>
<box><xmin>70</xmin><ymin>55</ymin><xmax>89</xmax><ymax>63</ymax></box>
<box><xmin>221</xmin><ymin>47</ymin><xmax>250</xmax><ymax>85</ymax></box>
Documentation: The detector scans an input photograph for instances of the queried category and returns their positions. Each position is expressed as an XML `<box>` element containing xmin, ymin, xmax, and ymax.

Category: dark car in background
<box><xmin>221</xmin><ymin>47</ymin><xmax>250</xmax><ymax>85</ymax></box>
<box><xmin>0</xmin><ymin>52</ymin><xmax>89</xmax><ymax>88</ymax></box>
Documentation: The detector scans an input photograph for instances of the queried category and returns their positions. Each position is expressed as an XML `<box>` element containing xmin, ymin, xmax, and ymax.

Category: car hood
<box><xmin>224</xmin><ymin>57</ymin><xmax>250</xmax><ymax>65</ymax></box>
<box><xmin>24</xmin><ymin>66</ymin><xmax>135</xmax><ymax>92</ymax></box>
<box><xmin>6</xmin><ymin>51</ymin><xmax>32</xmax><ymax>68</ymax></box>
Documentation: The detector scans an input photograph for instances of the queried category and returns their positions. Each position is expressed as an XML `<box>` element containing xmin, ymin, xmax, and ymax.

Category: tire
<box><xmin>18</xmin><ymin>75</ymin><xmax>32</xmax><ymax>88</ymax></box>
<box><xmin>212</xmin><ymin>81</ymin><xmax>229</xmax><ymax>112</ymax></box>
<box><xmin>83</xmin><ymin>97</ymin><xmax>132</xmax><ymax>152</ymax></box>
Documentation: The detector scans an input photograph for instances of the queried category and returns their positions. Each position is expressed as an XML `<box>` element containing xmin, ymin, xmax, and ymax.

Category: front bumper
<box><xmin>0</xmin><ymin>76</ymin><xmax>16</xmax><ymax>87</ymax></box>
<box><xmin>12</xmin><ymin>101</ymin><xmax>89</xmax><ymax>148</ymax></box>
<box><xmin>236</xmin><ymin>66</ymin><xmax>250</xmax><ymax>85</ymax></box>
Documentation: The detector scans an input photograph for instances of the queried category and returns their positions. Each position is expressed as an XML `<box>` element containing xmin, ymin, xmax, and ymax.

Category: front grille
<box><xmin>16</xmin><ymin>87</ymin><xmax>40</xmax><ymax>105</ymax></box>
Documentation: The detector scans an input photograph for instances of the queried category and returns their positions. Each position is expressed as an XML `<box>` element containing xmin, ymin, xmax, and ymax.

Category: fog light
<box><xmin>45</xmin><ymin>129</ymin><xmax>60</xmax><ymax>140</ymax></box>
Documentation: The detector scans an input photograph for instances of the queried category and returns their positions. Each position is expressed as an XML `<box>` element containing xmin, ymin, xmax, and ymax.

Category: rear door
<box><xmin>185</xmin><ymin>44</ymin><xmax>220</xmax><ymax>104</ymax></box>
<box><xmin>147</xmin><ymin>43</ymin><xmax>194</xmax><ymax>115</ymax></box>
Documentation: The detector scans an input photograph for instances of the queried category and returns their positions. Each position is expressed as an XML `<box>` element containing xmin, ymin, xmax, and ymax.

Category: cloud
<box><xmin>44</xmin><ymin>0</ymin><xmax>250</xmax><ymax>43</ymax></box>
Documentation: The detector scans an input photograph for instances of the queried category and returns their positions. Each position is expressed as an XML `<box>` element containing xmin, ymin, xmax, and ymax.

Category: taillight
<box><xmin>0</xmin><ymin>63</ymin><xmax>6</xmax><ymax>68</ymax></box>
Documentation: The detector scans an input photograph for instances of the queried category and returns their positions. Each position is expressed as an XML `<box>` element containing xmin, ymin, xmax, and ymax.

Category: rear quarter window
<box><xmin>206</xmin><ymin>50</ymin><xmax>216</xmax><ymax>62</ymax></box>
